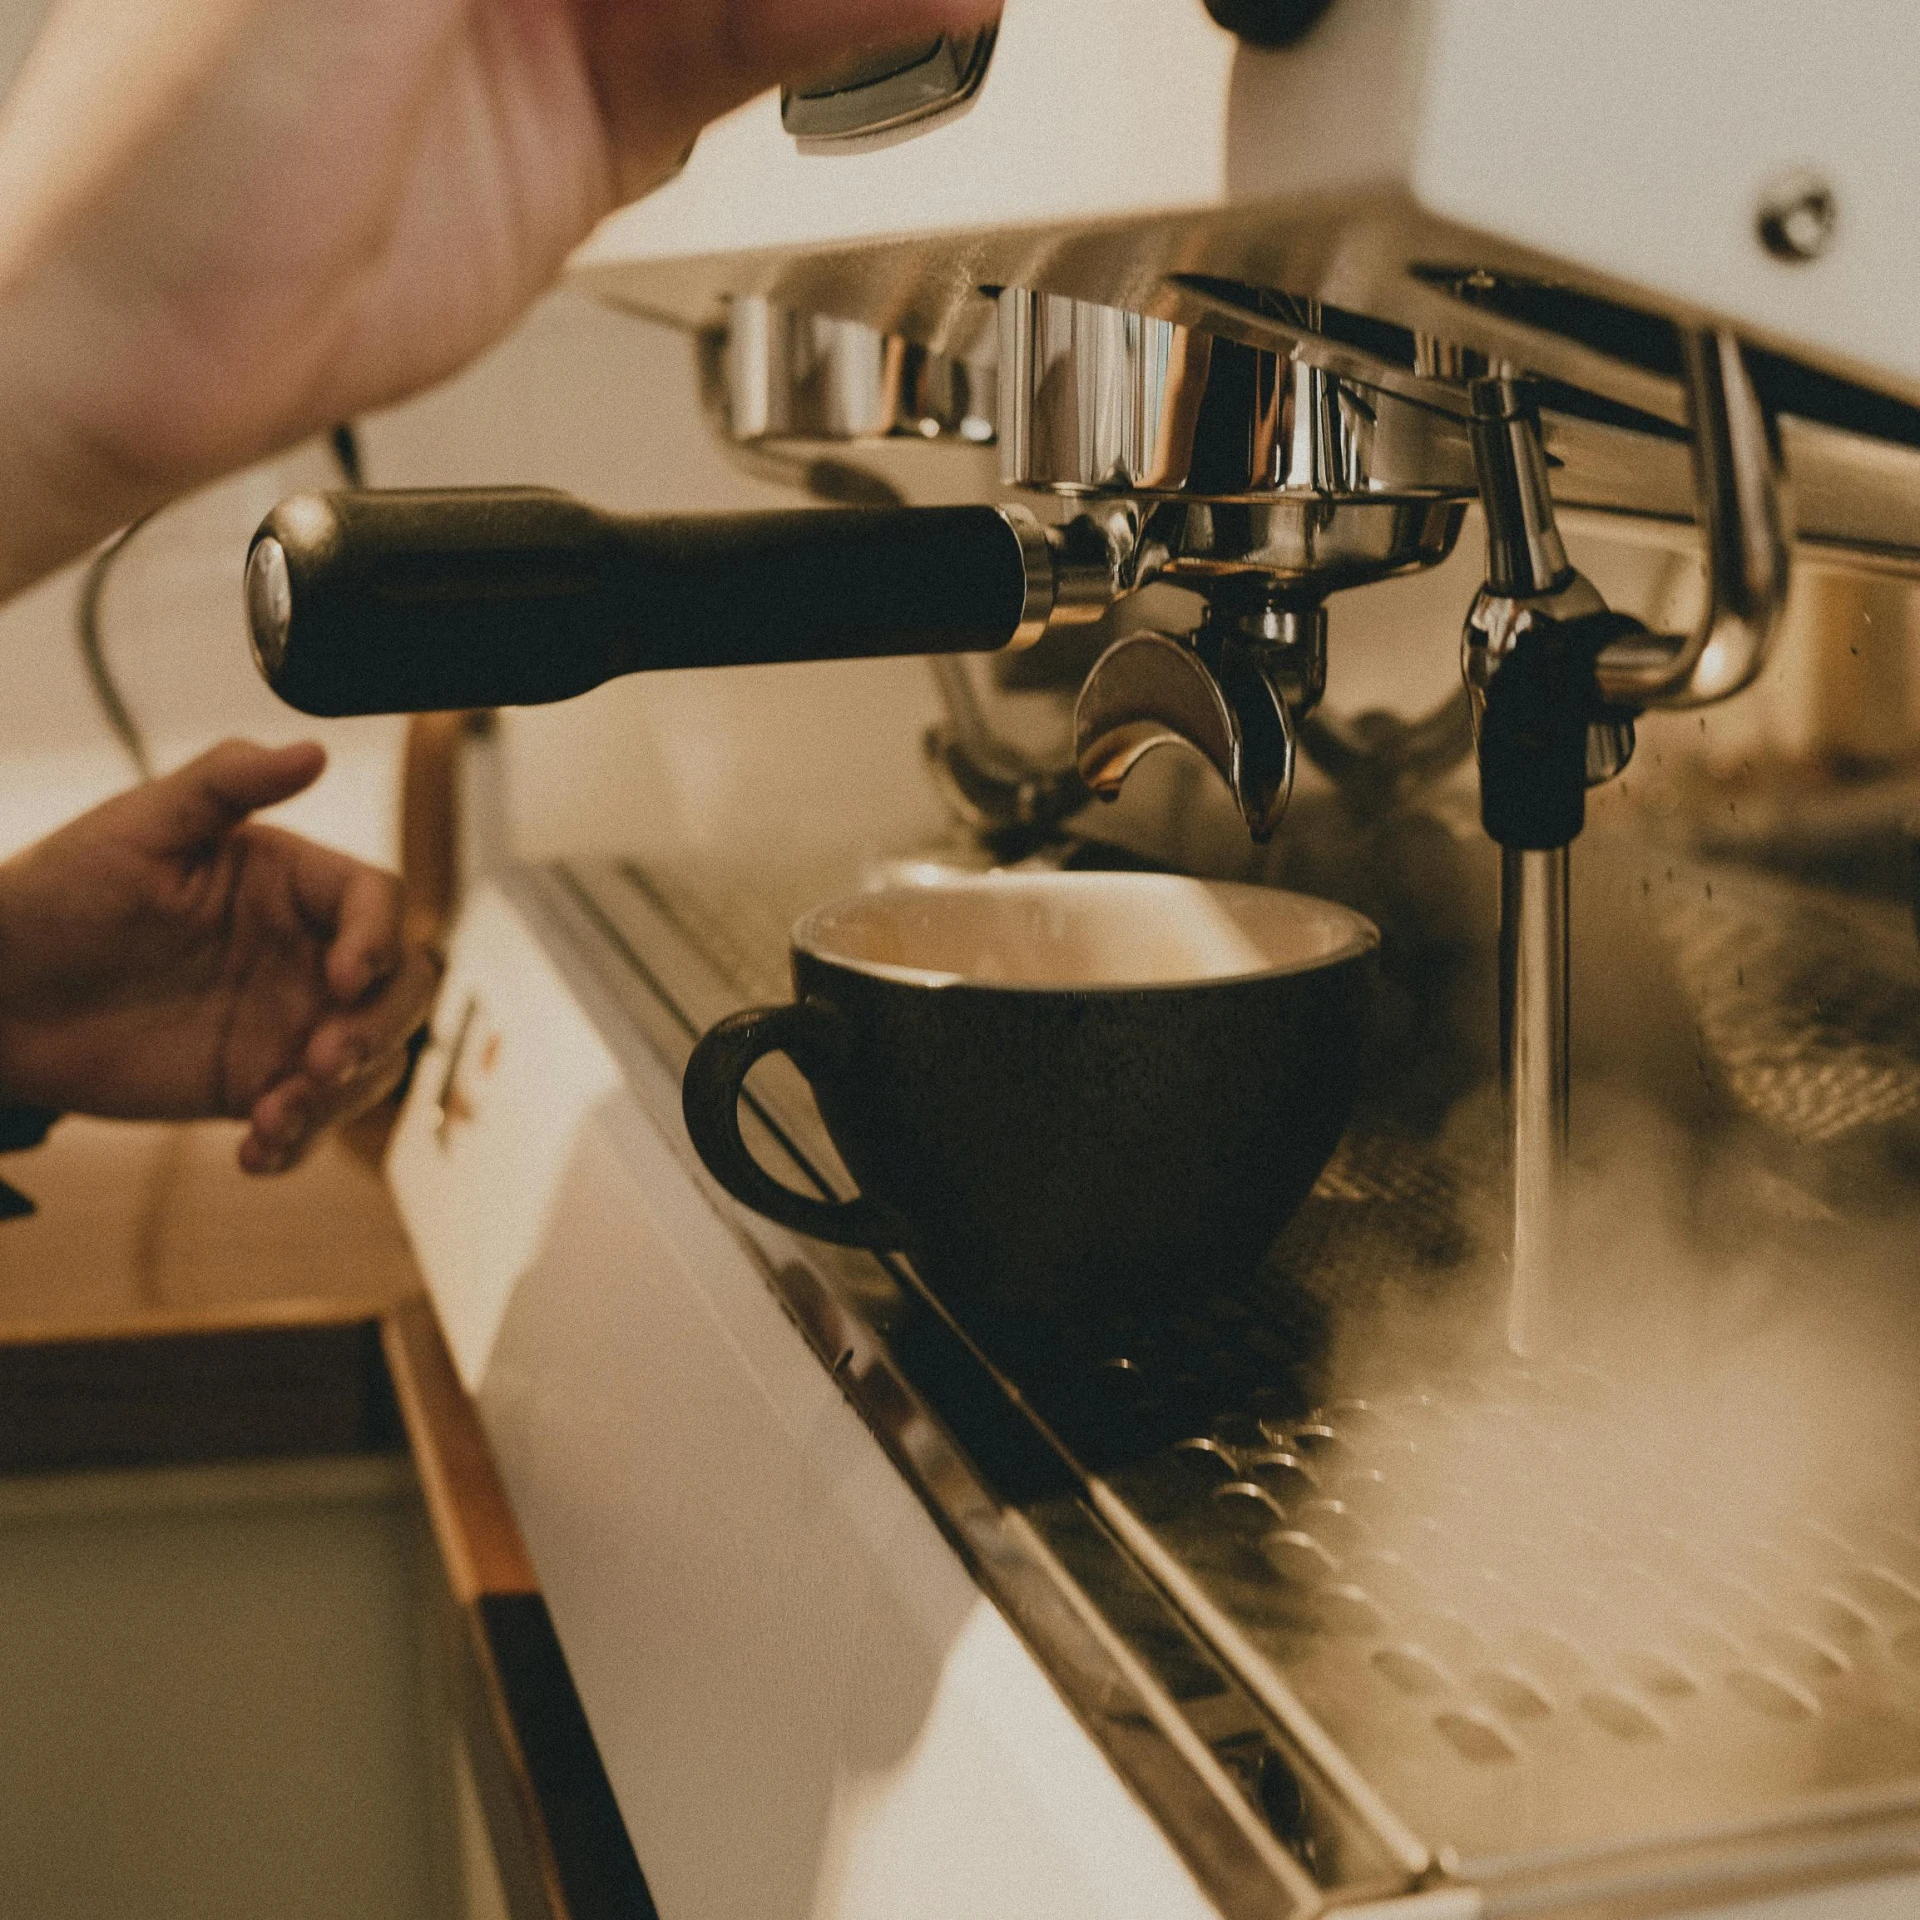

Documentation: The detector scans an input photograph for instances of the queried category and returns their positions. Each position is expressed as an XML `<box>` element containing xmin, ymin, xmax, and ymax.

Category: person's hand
<box><xmin>0</xmin><ymin>739</ymin><xmax>438</xmax><ymax>1173</ymax></box>
<box><xmin>0</xmin><ymin>0</ymin><xmax>1000</xmax><ymax>595</ymax></box>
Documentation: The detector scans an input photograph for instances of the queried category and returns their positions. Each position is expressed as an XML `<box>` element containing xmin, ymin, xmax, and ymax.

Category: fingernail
<box><xmin>331</xmin><ymin>1043</ymin><xmax>367</xmax><ymax>1087</ymax></box>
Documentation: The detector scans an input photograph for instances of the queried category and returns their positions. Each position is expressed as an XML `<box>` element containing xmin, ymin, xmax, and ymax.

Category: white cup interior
<box><xmin>795</xmin><ymin>873</ymin><xmax>1378</xmax><ymax>990</ymax></box>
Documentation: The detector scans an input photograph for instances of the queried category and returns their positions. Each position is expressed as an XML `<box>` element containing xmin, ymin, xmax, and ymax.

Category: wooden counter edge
<box><xmin>380</xmin><ymin>1294</ymin><xmax>539</xmax><ymax>1604</ymax></box>
<box><xmin>381</xmin><ymin>1296</ymin><xmax>659</xmax><ymax>1920</ymax></box>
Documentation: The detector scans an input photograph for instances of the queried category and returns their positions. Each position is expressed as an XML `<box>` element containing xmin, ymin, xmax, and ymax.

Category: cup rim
<box><xmin>791</xmin><ymin>871</ymin><xmax>1379</xmax><ymax>993</ymax></box>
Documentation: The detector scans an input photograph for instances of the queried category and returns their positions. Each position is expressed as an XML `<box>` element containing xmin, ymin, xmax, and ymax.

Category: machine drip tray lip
<box><xmin>533</xmin><ymin>853</ymin><xmax>1920</xmax><ymax>1919</ymax></box>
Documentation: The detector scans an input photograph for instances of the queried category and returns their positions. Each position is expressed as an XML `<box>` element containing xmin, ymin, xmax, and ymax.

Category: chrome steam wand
<box><xmin>1462</xmin><ymin>335</ymin><xmax>1790</xmax><ymax>1353</ymax></box>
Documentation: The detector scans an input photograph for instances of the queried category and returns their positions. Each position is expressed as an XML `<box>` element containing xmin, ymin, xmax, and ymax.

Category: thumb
<box><xmin>148</xmin><ymin>738</ymin><xmax>327</xmax><ymax>850</ymax></box>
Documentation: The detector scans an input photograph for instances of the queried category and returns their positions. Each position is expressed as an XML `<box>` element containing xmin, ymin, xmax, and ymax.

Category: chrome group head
<box><xmin>711</xmin><ymin>286</ymin><xmax>1793</xmax><ymax>850</ymax></box>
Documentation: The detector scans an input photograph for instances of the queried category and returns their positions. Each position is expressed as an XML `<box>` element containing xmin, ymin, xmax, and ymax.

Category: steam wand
<box><xmin>1463</xmin><ymin>337</ymin><xmax>1790</xmax><ymax>1353</ymax></box>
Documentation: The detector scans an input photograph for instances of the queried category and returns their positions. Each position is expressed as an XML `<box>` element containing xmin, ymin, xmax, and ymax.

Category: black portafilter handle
<box><xmin>245</xmin><ymin>487</ymin><xmax>1058</xmax><ymax>717</ymax></box>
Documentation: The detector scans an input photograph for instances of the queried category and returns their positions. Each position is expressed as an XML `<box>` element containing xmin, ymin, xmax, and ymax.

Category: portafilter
<box><xmin>243</xmin><ymin>486</ymin><xmax>1120</xmax><ymax>717</ymax></box>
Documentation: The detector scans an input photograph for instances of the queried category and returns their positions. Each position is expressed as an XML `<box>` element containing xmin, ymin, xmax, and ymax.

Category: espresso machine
<box><xmin>300</xmin><ymin>3</ymin><xmax>1920</xmax><ymax>1913</ymax></box>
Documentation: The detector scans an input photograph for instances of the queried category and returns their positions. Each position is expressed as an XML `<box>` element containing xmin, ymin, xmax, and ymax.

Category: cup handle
<box><xmin>681</xmin><ymin>1001</ymin><xmax>903</xmax><ymax>1251</ymax></box>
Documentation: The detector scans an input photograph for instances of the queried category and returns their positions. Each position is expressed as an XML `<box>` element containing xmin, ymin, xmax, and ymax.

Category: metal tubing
<box><xmin>1500</xmin><ymin>845</ymin><xmax>1570</xmax><ymax>1357</ymax></box>
<box><xmin>1592</xmin><ymin>329</ymin><xmax>1792</xmax><ymax>709</ymax></box>
<box><xmin>1471</xmin><ymin>378</ymin><xmax>1573</xmax><ymax>598</ymax></box>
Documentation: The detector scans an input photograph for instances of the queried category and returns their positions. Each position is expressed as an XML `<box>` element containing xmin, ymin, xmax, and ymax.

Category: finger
<box><xmin>332</xmin><ymin>1048</ymin><xmax>413</xmax><ymax>1128</ymax></box>
<box><xmin>146</xmin><ymin>738</ymin><xmax>327</xmax><ymax>853</ymax></box>
<box><xmin>286</xmin><ymin>846</ymin><xmax>407</xmax><ymax>1006</ymax></box>
<box><xmin>259</xmin><ymin>1045</ymin><xmax>411</xmax><ymax>1165</ymax></box>
<box><xmin>240</xmin><ymin>1045</ymin><xmax>410</xmax><ymax>1175</ymax></box>
<box><xmin>240</xmin><ymin>1071</ymin><xmax>319</xmax><ymax>1174</ymax></box>
<box><xmin>261</xmin><ymin>826</ymin><xmax>405</xmax><ymax>1004</ymax></box>
<box><xmin>304</xmin><ymin>944</ymin><xmax>438</xmax><ymax>1086</ymax></box>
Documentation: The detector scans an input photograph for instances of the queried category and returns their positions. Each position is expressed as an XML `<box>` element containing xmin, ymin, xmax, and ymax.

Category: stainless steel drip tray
<box><xmin>546</xmin><ymin>851</ymin><xmax>1920</xmax><ymax>1916</ymax></box>
<box><xmin>1108</xmin><ymin>1375</ymin><xmax>1920</xmax><ymax>1872</ymax></box>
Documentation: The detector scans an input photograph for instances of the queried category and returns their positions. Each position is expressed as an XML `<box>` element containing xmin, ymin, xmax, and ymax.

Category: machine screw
<box><xmin>1756</xmin><ymin>169</ymin><xmax>1837</xmax><ymax>263</ymax></box>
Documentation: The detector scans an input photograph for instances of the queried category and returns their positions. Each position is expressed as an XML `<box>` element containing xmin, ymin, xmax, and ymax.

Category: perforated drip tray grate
<box><xmin>1103</xmin><ymin>1368</ymin><xmax>1920</xmax><ymax>1875</ymax></box>
<box><xmin>553</xmin><ymin>852</ymin><xmax>1920</xmax><ymax>1911</ymax></box>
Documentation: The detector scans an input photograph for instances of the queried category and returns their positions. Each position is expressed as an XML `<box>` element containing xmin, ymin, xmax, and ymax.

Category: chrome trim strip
<box><xmin>996</xmin><ymin>503</ymin><xmax>1058</xmax><ymax>649</ymax></box>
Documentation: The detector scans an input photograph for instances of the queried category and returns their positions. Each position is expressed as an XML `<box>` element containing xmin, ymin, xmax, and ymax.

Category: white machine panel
<box><xmin>1411</xmin><ymin>1</ymin><xmax>1920</xmax><ymax>397</ymax></box>
<box><xmin>576</xmin><ymin>0</ymin><xmax>1920</xmax><ymax>400</ymax></box>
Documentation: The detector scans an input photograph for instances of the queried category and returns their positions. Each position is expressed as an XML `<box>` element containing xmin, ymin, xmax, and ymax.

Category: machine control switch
<box><xmin>781</xmin><ymin>30</ymin><xmax>997</xmax><ymax>150</ymax></box>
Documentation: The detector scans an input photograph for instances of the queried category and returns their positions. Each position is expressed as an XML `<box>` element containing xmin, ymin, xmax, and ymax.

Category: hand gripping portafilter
<box><xmin>245</xmin><ymin>487</ymin><xmax>1116</xmax><ymax>717</ymax></box>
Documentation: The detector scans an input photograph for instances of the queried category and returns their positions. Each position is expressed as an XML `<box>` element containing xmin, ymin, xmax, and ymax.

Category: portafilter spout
<box><xmin>1002</xmin><ymin>286</ymin><xmax>1475</xmax><ymax>840</ymax></box>
<box><xmin>1461</xmin><ymin>332</ymin><xmax>1792</xmax><ymax>1353</ymax></box>
<box><xmin>1075</xmin><ymin>583</ymin><xmax>1323</xmax><ymax>843</ymax></box>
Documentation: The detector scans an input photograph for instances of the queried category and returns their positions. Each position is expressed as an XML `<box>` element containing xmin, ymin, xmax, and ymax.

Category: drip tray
<box><xmin>1105</xmin><ymin>1372</ymin><xmax>1920</xmax><ymax>1876</ymax></box>
<box><xmin>550</xmin><ymin>852</ymin><xmax>1920</xmax><ymax>1916</ymax></box>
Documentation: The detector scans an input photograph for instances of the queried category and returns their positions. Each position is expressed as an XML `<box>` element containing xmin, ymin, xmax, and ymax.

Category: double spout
<box><xmin>1073</xmin><ymin>586</ymin><xmax>1325</xmax><ymax>842</ymax></box>
<box><xmin>1055</xmin><ymin>324</ymin><xmax>1475</xmax><ymax>841</ymax></box>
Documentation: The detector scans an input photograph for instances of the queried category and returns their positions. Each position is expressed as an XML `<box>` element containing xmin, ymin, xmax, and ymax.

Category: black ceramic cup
<box><xmin>681</xmin><ymin>872</ymin><xmax>1379</xmax><ymax>1319</ymax></box>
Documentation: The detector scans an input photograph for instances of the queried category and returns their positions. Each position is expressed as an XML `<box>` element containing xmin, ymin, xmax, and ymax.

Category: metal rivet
<box><xmin>1212</xmin><ymin>1480</ymin><xmax>1287</xmax><ymax>1539</ymax></box>
<box><xmin>1315</xmin><ymin>1582</ymin><xmax>1392</xmax><ymax>1636</ymax></box>
<box><xmin>1727</xmin><ymin>1666</ymin><xmax>1821</xmax><ymax>1722</ymax></box>
<box><xmin>1244</xmin><ymin>1450</ymin><xmax>1320</xmax><ymax>1507</ymax></box>
<box><xmin>1755</xmin><ymin>1623</ymin><xmax>1850</xmax><ymax>1684</ymax></box>
<box><xmin>1757</xmin><ymin>168</ymin><xmax>1836</xmax><ymax>262</ymax></box>
<box><xmin>1263</xmin><ymin>1527</ymin><xmax>1343</xmax><ymax>1587</ymax></box>
<box><xmin>1620</xmin><ymin>1649</ymin><xmax>1701</xmax><ymax>1701</ymax></box>
<box><xmin>1474</xmin><ymin>1664</ymin><xmax>1556</xmax><ymax>1720</ymax></box>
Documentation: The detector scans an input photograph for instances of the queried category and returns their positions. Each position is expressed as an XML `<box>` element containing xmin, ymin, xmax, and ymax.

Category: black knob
<box><xmin>1475</xmin><ymin>613</ymin><xmax>1639</xmax><ymax>852</ymax></box>
<box><xmin>1203</xmin><ymin>0</ymin><xmax>1335</xmax><ymax>48</ymax></box>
